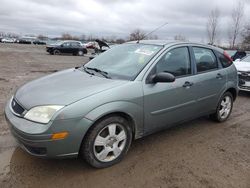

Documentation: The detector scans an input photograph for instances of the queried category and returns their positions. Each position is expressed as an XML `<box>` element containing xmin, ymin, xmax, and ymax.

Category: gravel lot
<box><xmin>0</xmin><ymin>43</ymin><xmax>250</xmax><ymax>188</ymax></box>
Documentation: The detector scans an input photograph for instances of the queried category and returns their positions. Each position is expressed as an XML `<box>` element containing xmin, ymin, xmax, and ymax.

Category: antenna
<box><xmin>137</xmin><ymin>22</ymin><xmax>168</xmax><ymax>43</ymax></box>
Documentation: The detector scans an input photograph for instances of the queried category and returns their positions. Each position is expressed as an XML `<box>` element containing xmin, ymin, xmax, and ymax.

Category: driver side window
<box><xmin>156</xmin><ymin>47</ymin><xmax>191</xmax><ymax>77</ymax></box>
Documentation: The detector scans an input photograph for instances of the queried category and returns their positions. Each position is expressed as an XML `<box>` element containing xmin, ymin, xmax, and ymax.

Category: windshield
<box><xmin>241</xmin><ymin>55</ymin><xmax>250</xmax><ymax>62</ymax></box>
<box><xmin>84</xmin><ymin>43</ymin><xmax>162</xmax><ymax>80</ymax></box>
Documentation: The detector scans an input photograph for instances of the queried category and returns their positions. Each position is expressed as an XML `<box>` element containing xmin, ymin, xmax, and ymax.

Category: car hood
<box><xmin>15</xmin><ymin>68</ymin><xmax>127</xmax><ymax>109</ymax></box>
<box><xmin>234</xmin><ymin>61</ymin><xmax>250</xmax><ymax>72</ymax></box>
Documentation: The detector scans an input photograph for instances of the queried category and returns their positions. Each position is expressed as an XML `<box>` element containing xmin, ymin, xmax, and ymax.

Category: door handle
<box><xmin>216</xmin><ymin>73</ymin><xmax>223</xmax><ymax>79</ymax></box>
<box><xmin>183</xmin><ymin>81</ymin><xmax>194</xmax><ymax>88</ymax></box>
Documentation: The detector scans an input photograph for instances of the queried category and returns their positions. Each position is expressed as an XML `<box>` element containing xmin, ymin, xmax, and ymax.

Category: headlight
<box><xmin>24</xmin><ymin>105</ymin><xmax>64</xmax><ymax>124</ymax></box>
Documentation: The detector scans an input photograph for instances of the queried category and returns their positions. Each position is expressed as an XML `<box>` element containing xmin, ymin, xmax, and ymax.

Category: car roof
<box><xmin>127</xmin><ymin>40</ymin><xmax>223</xmax><ymax>52</ymax></box>
<box><xmin>63</xmin><ymin>40</ymin><xmax>82</xmax><ymax>43</ymax></box>
<box><xmin>127</xmin><ymin>40</ymin><xmax>182</xmax><ymax>46</ymax></box>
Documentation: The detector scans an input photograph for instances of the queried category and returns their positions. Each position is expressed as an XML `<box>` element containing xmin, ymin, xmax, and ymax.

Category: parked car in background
<box><xmin>87</xmin><ymin>40</ymin><xmax>111</xmax><ymax>60</ymax></box>
<box><xmin>18</xmin><ymin>36</ymin><xmax>38</xmax><ymax>44</ymax></box>
<box><xmin>85</xmin><ymin>41</ymin><xmax>98</xmax><ymax>49</ymax></box>
<box><xmin>234</xmin><ymin>55</ymin><xmax>250</xmax><ymax>91</ymax></box>
<box><xmin>1</xmin><ymin>38</ymin><xmax>15</xmax><ymax>43</ymax></box>
<box><xmin>231</xmin><ymin>50</ymin><xmax>246</xmax><ymax>61</ymax></box>
<box><xmin>33</xmin><ymin>40</ymin><xmax>46</xmax><ymax>45</ymax></box>
<box><xmin>18</xmin><ymin>39</ymin><xmax>32</xmax><ymax>44</ymax></box>
<box><xmin>5</xmin><ymin>41</ymin><xmax>238</xmax><ymax>168</ymax></box>
<box><xmin>46</xmin><ymin>40</ymin><xmax>87</xmax><ymax>56</ymax></box>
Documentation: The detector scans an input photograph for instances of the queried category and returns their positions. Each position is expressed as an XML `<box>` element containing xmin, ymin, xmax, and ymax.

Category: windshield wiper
<box><xmin>82</xmin><ymin>66</ymin><xmax>95</xmax><ymax>76</ymax></box>
<box><xmin>84</xmin><ymin>66</ymin><xmax>111</xmax><ymax>79</ymax></box>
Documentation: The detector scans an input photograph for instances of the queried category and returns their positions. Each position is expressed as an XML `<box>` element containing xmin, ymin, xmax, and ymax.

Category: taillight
<box><xmin>223</xmin><ymin>51</ymin><xmax>233</xmax><ymax>62</ymax></box>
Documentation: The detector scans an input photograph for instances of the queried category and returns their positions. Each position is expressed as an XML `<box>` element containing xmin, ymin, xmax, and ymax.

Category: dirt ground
<box><xmin>0</xmin><ymin>43</ymin><xmax>249</xmax><ymax>188</ymax></box>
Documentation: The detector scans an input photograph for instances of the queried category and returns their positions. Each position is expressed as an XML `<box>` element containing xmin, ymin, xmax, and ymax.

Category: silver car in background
<box><xmin>5</xmin><ymin>41</ymin><xmax>238</xmax><ymax>168</ymax></box>
<box><xmin>234</xmin><ymin>55</ymin><xmax>250</xmax><ymax>91</ymax></box>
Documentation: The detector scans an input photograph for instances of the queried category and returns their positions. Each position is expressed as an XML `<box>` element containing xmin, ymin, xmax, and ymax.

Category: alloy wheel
<box><xmin>219</xmin><ymin>96</ymin><xmax>232</xmax><ymax>119</ymax></box>
<box><xmin>93</xmin><ymin>123</ymin><xmax>127</xmax><ymax>162</ymax></box>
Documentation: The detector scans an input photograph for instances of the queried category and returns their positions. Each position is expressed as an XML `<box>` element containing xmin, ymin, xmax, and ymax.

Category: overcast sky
<box><xmin>0</xmin><ymin>0</ymin><xmax>250</xmax><ymax>44</ymax></box>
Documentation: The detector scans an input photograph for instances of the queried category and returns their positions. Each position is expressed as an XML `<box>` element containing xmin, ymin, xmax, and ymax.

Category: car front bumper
<box><xmin>238</xmin><ymin>71</ymin><xmax>250</xmax><ymax>91</ymax></box>
<box><xmin>239</xmin><ymin>79</ymin><xmax>250</xmax><ymax>91</ymax></box>
<box><xmin>4</xmin><ymin>99</ymin><xmax>93</xmax><ymax>158</ymax></box>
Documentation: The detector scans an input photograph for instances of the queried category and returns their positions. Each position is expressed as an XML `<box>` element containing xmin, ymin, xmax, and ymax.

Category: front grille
<box><xmin>239</xmin><ymin>85</ymin><xmax>250</xmax><ymax>90</ymax></box>
<box><xmin>239</xmin><ymin>72</ymin><xmax>250</xmax><ymax>82</ymax></box>
<box><xmin>11</xmin><ymin>98</ymin><xmax>25</xmax><ymax>116</ymax></box>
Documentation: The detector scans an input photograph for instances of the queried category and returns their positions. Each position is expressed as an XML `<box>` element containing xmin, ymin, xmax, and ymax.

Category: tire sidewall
<box><xmin>53</xmin><ymin>49</ymin><xmax>60</xmax><ymax>55</ymax></box>
<box><xmin>78</xmin><ymin>50</ymin><xmax>83</xmax><ymax>56</ymax></box>
<box><xmin>216</xmin><ymin>92</ymin><xmax>233</xmax><ymax>122</ymax></box>
<box><xmin>82</xmin><ymin>116</ymin><xmax>132</xmax><ymax>168</ymax></box>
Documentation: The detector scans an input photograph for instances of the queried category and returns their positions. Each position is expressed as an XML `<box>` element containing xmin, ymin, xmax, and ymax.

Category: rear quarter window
<box><xmin>215</xmin><ymin>51</ymin><xmax>233</xmax><ymax>68</ymax></box>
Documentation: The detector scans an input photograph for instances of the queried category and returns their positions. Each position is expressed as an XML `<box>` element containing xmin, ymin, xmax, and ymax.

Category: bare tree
<box><xmin>206</xmin><ymin>8</ymin><xmax>220</xmax><ymax>45</ymax></box>
<box><xmin>174</xmin><ymin>34</ymin><xmax>188</xmax><ymax>41</ymax></box>
<box><xmin>116</xmin><ymin>38</ymin><xmax>126</xmax><ymax>44</ymax></box>
<box><xmin>79</xmin><ymin>34</ymin><xmax>86</xmax><ymax>41</ymax></box>
<box><xmin>61</xmin><ymin>33</ymin><xmax>79</xmax><ymax>40</ymax></box>
<box><xmin>147</xmin><ymin>34</ymin><xmax>158</xmax><ymax>40</ymax></box>
<box><xmin>37</xmin><ymin>34</ymin><xmax>48</xmax><ymax>40</ymax></box>
<box><xmin>61</xmin><ymin>33</ymin><xmax>73</xmax><ymax>40</ymax></box>
<box><xmin>241</xmin><ymin>24</ymin><xmax>250</xmax><ymax>50</ymax></box>
<box><xmin>228</xmin><ymin>1</ymin><xmax>244</xmax><ymax>48</ymax></box>
<box><xmin>129</xmin><ymin>29</ymin><xmax>146</xmax><ymax>41</ymax></box>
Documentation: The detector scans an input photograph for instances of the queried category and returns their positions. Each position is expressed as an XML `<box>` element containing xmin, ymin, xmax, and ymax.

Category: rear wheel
<box><xmin>210</xmin><ymin>92</ymin><xmax>233</xmax><ymax>122</ymax></box>
<box><xmin>78</xmin><ymin>50</ymin><xmax>84</xmax><ymax>56</ymax></box>
<box><xmin>81</xmin><ymin>116</ymin><xmax>132</xmax><ymax>168</ymax></box>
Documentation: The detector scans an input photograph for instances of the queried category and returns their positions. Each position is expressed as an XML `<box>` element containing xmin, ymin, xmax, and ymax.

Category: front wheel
<box><xmin>53</xmin><ymin>49</ymin><xmax>60</xmax><ymax>55</ymax></box>
<box><xmin>81</xmin><ymin>116</ymin><xmax>132</xmax><ymax>168</ymax></box>
<box><xmin>210</xmin><ymin>92</ymin><xmax>233</xmax><ymax>122</ymax></box>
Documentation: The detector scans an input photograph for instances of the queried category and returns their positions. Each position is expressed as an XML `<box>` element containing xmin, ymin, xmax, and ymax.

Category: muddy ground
<box><xmin>0</xmin><ymin>43</ymin><xmax>249</xmax><ymax>188</ymax></box>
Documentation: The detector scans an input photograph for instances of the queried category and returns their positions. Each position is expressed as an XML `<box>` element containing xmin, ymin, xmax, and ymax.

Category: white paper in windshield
<box><xmin>135</xmin><ymin>48</ymin><xmax>155</xmax><ymax>56</ymax></box>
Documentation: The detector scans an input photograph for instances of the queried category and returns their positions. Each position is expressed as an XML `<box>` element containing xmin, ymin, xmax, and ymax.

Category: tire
<box><xmin>53</xmin><ymin>49</ymin><xmax>60</xmax><ymax>55</ymax></box>
<box><xmin>78</xmin><ymin>50</ymin><xmax>84</xmax><ymax>56</ymax></box>
<box><xmin>81</xmin><ymin>116</ymin><xmax>132</xmax><ymax>168</ymax></box>
<box><xmin>210</xmin><ymin>92</ymin><xmax>233</xmax><ymax>122</ymax></box>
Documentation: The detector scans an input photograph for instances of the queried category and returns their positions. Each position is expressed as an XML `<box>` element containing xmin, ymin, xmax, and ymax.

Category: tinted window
<box><xmin>62</xmin><ymin>42</ymin><xmax>70</xmax><ymax>47</ymax></box>
<box><xmin>71</xmin><ymin>42</ymin><xmax>81</xmax><ymax>47</ymax></box>
<box><xmin>215</xmin><ymin>51</ymin><xmax>233</xmax><ymax>68</ymax></box>
<box><xmin>193</xmin><ymin>47</ymin><xmax>218</xmax><ymax>73</ymax></box>
<box><xmin>156</xmin><ymin>47</ymin><xmax>191</xmax><ymax>77</ymax></box>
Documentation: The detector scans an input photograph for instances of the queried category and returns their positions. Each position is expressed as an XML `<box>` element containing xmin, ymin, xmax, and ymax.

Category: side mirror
<box><xmin>150</xmin><ymin>72</ymin><xmax>175</xmax><ymax>83</ymax></box>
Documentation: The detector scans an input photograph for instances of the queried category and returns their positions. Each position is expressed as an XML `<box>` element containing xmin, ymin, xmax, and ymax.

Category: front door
<box><xmin>143</xmin><ymin>46</ymin><xmax>197</xmax><ymax>134</ymax></box>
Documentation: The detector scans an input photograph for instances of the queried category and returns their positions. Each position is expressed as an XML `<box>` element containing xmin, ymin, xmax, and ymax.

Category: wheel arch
<box><xmin>84</xmin><ymin>101</ymin><xmax>144</xmax><ymax>140</ymax></box>
<box><xmin>225</xmin><ymin>87</ymin><xmax>237</xmax><ymax>101</ymax></box>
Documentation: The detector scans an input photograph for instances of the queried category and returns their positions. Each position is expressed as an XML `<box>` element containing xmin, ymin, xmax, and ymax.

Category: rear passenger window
<box><xmin>215</xmin><ymin>51</ymin><xmax>233</xmax><ymax>68</ymax></box>
<box><xmin>193</xmin><ymin>47</ymin><xmax>218</xmax><ymax>73</ymax></box>
<box><xmin>71</xmin><ymin>42</ymin><xmax>80</xmax><ymax>47</ymax></box>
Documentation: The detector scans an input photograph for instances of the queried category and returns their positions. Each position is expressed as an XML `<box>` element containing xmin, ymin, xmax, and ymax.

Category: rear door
<box><xmin>60</xmin><ymin>42</ymin><xmax>71</xmax><ymax>53</ymax></box>
<box><xmin>143</xmin><ymin>46</ymin><xmax>198</xmax><ymax>134</ymax></box>
<box><xmin>70</xmin><ymin>42</ymin><xmax>81</xmax><ymax>54</ymax></box>
<box><xmin>191</xmin><ymin>46</ymin><xmax>227</xmax><ymax>114</ymax></box>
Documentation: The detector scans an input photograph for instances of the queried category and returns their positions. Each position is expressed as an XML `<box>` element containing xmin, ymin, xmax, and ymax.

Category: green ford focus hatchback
<box><xmin>5</xmin><ymin>40</ymin><xmax>238</xmax><ymax>168</ymax></box>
